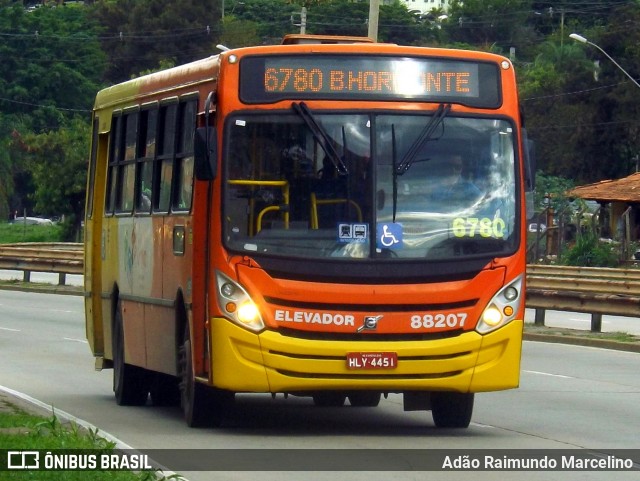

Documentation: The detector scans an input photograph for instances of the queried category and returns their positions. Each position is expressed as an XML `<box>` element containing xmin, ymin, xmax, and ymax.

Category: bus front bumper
<box><xmin>209</xmin><ymin>318</ymin><xmax>523</xmax><ymax>394</ymax></box>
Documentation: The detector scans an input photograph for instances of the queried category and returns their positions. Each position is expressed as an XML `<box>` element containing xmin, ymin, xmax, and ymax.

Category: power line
<box><xmin>0</xmin><ymin>97</ymin><xmax>90</xmax><ymax>113</ymax></box>
<box><xmin>522</xmin><ymin>81</ymin><xmax>626</xmax><ymax>101</ymax></box>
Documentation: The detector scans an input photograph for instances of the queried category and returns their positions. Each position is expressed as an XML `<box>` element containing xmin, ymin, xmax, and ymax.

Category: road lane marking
<box><xmin>64</xmin><ymin>337</ymin><xmax>88</xmax><ymax>344</ymax></box>
<box><xmin>524</xmin><ymin>370</ymin><xmax>573</xmax><ymax>379</ymax></box>
<box><xmin>0</xmin><ymin>327</ymin><xmax>20</xmax><ymax>332</ymax></box>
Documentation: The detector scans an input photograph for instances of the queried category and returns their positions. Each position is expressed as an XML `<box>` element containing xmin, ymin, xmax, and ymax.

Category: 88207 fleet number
<box><xmin>410</xmin><ymin>312</ymin><xmax>468</xmax><ymax>330</ymax></box>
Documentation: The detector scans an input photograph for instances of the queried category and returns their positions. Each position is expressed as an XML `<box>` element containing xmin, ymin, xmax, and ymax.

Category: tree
<box><xmin>445</xmin><ymin>0</ymin><xmax>535</xmax><ymax>53</ymax></box>
<box><xmin>519</xmin><ymin>2</ymin><xmax>640</xmax><ymax>183</ymax></box>
<box><xmin>0</xmin><ymin>3</ymin><xmax>105</xmax><ymax>127</ymax></box>
<box><xmin>13</xmin><ymin>117</ymin><xmax>90</xmax><ymax>240</ymax></box>
<box><xmin>0</xmin><ymin>2</ymin><xmax>105</xmax><ymax>219</ymax></box>
<box><xmin>89</xmin><ymin>0</ymin><xmax>221</xmax><ymax>83</ymax></box>
<box><xmin>519</xmin><ymin>40</ymin><xmax>597</xmax><ymax>179</ymax></box>
<box><xmin>0</xmin><ymin>137</ymin><xmax>13</xmax><ymax>221</ymax></box>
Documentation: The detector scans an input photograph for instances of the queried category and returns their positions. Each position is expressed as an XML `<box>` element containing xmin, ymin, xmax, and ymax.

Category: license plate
<box><xmin>347</xmin><ymin>352</ymin><xmax>398</xmax><ymax>370</ymax></box>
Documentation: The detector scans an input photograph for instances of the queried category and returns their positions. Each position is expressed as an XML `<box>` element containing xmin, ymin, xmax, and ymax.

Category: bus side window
<box><xmin>136</xmin><ymin>108</ymin><xmax>157</xmax><ymax>213</ymax></box>
<box><xmin>87</xmin><ymin>118</ymin><xmax>99</xmax><ymax>219</ymax></box>
<box><xmin>119</xmin><ymin>111</ymin><xmax>137</xmax><ymax>213</ymax></box>
<box><xmin>173</xmin><ymin>100</ymin><xmax>197</xmax><ymax>211</ymax></box>
<box><xmin>105</xmin><ymin>115</ymin><xmax>120</xmax><ymax>215</ymax></box>
<box><xmin>155</xmin><ymin>104</ymin><xmax>177</xmax><ymax>212</ymax></box>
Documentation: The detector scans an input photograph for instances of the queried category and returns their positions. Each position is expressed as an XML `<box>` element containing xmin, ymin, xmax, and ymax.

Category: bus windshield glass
<box><xmin>223</xmin><ymin>110</ymin><xmax>517</xmax><ymax>261</ymax></box>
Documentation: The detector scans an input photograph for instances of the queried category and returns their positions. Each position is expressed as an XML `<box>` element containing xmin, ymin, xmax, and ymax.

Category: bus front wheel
<box><xmin>113</xmin><ymin>300</ymin><xmax>149</xmax><ymax>406</ymax></box>
<box><xmin>431</xmin><ymin>392</ymin><xmax>474</xmax><ymax>428</ymax></box>
<box><xmin>178</xmin><ymin>324</ymin><xmax>233</xmax><ymax>427</ymax></box>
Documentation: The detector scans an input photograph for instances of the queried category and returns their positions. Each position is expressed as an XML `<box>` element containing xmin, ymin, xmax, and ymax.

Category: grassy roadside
<box><xmin>0</xmin><ymin>223</ymin><xmax>64</xmax><ymax>244</ymax></box>
<box><xmin>0</xmin><ymin>399</ymin><xmax>178</xmax><ymax>481</ymax></box>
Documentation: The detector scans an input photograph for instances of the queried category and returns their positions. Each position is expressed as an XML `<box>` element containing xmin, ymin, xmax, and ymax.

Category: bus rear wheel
<box><xmin>113</xmin><ymin>300</ymin><xmax>149</xmax><ymax>406</ymax></box>
<box><xmin>431</xmin><ymin>392</ymin><xmax>474</xmax><ymax>428</ymax></box>
<box><xmin>178</xmin><ymin>324</ymin><xmax>233</xmax><ymax>427</ymax></box>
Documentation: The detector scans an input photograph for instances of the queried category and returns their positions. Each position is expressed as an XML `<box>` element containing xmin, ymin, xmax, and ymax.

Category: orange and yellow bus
<box><xmin>84</xmin><ymin>34</ymin><xmax>533</xmax><ymax>429</ymax></box>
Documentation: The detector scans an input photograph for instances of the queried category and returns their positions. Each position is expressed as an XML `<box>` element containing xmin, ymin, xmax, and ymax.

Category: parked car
<box><xmin>528</xmin><ymin>222</ymin><xmax>546</xmax><ymax>233</ymax></box>
<box><xmin>10</xmin><ymin>217</ymin><xmax>54</xmax><ymax>225</ymax></box>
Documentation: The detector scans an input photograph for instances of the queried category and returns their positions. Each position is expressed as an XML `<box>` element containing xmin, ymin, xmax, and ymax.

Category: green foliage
<box><xmin>89</xmin><ymin>0</ymin><xmax>221</xmax><ymax>83</ymax></box>
<box><xmin>0</xmin><ymin>222</ymin><xmax>64</xmax><ymax>243</ymax></box>
<box><xmin>219</xmin><ymin>16</ymin><xmax>262</xmax><ymax>49</ymax></box>
<box><xmin>13</xmin><ymin>117</ymin><xmax>90</xmax><ymax>241</ymax></box>
<box><xmin>445</xmin><ymin>0</ymin><xmax>536</xmax><ymax>51</ymax></box>
<box><xmin>534</xmin><ymin>172</ymin><xmax>575</xmax><ymax>213</ymax></box>
<box><xmin>0</xmin><ymin>3</ymin><xmax>105</xmax><ymax>126</ymax></box>
<box><xmin>0</xmin><ymin>407</ymin><xmax>166</xmax><ymax>480</ymax></box>
<box><xmin>0</xmin><ymin>137</ymin><xmax>13</xmax><ymax>221</ymax></box>
<box><xmin>560</xmin><ymin>232</ymin><xmax>619</xmax><ymax>267</ymax></box>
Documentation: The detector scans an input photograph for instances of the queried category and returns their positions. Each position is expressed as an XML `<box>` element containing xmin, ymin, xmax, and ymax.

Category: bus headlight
<box><xmin>216</xmin><ymin>271</ymin><xmax>265</xmax><ymax>332</ymax></box>
<box><xmin>476</xmin><ymin>275</ymin><xmax>523</xmax><ymax>334</ymax></box>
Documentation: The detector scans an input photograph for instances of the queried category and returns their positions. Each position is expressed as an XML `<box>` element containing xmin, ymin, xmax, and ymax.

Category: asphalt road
<box><xmin>2</xmin><ymin>269</ymin><xmax>640</xmax><ymax>335</ymax></box>
<box><xmin>1</xmin><ymin>289</ymin><xmax>639</xmax><ymax>481</ymax></box>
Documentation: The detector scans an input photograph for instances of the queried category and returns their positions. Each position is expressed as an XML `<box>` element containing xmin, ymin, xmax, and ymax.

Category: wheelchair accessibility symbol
<box><xmin>377</xmin><ymin>223</ymin><xmax>403</xmax><ymax>249</ymax></box>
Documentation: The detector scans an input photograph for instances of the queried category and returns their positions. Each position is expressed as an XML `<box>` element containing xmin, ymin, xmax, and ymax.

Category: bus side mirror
<box><xmin>522</xmin><ymin>128</ymin><xmax>536</xmax><ymax>220</ymax></box>
<box><xmin>522</xmin><ymin>129</ymin><xmax>536</xmax><ymax>192</ymax></box>
<box><xmin>194</xmin><ymin>126</ymin><xmax>217</xmax><ymax>180</ymax></box>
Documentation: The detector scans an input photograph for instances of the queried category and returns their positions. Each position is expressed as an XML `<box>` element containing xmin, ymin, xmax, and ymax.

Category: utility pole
<box><xmin>368</xmin><ymin>0</ymin><xmax>379</xmax><ymax>41</ymax></box>
<box><xmin>300</xmin><ymin>7</ymin><xmax>306</xmax><ymax>34</ymax></box>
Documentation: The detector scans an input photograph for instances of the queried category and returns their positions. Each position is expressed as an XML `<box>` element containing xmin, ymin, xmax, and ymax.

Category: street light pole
<box><xmin>569</xmin><ymin>33</ymin><xmax>640</xmax><ymax>89</ymax></box>
<box><xmin>368</xmin><ymin>0</ymin><xmax>379</xmax><ymax>41</ymax></box>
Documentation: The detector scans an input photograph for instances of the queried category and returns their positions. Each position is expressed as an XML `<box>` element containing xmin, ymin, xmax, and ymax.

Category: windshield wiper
<box><xmin>394</xmin><ymin>103</ymin><xmax>451</xmax><ymax>176</ymax></box>
<box><xmin>292</xmin><ymin>102</ymin><xmax>349</xmax><ymax>175</ymax></box>
<box><xmin>391</xmin><ymin>103</ymin><xmax>450</xmax><ymax>223</ymax></box>
<box><xmin>392</xmin><ymin>124</ymin><xmax>399</xmax><ymax>222</ymax></box>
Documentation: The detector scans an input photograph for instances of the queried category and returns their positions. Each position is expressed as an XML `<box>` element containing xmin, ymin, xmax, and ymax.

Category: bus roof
<box><xmin>281</xmin><ymin>34</ymin><xmax>374</xmax><ymax>45</ymax></box>
<box><xmin>94</xmin><ymin>55</ymin><xmax>220</xmax><ymax>111</ymax></box>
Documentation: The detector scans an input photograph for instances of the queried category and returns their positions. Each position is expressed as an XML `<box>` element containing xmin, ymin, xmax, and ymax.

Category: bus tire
<box><xmin>431</xmin><ymin>392</ymin><xmax>474</xmax><ymax>428</ymax></box>
<box><xmin>178</xmin><ymin>324</ymin><xmax>233</xmax><ymax>427</ymax></box>
<box><xmin>113</xmin><ymin>300</ymin><xmax>149</xmax><ymax>406</ymax></box>
<box><xmin>348</xmin><ymin>392</ymin><xmax>381</xmax><ymax>407</ymax></box>
<box><xmin>312</xmin><ymin>392</ymin><xmax>346</xmax><ymax>407</ymax></box>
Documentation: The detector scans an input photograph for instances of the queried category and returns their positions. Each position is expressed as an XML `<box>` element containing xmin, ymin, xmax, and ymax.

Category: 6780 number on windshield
<box><xmin>411</xmin><ymin>312</ymin><xmax>467</xmax><ymax>330</ymax></box>
<box><xmin>452</xmin><ymin>217</ymin><xmax>506</xmax><ymax>238</ymax></box>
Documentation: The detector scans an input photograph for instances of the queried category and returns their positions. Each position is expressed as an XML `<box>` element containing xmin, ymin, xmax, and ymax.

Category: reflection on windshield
<box><xmin>223</xmin><ymin>111</ymin><xmax>517</xmax><ymax>261</ymax></box>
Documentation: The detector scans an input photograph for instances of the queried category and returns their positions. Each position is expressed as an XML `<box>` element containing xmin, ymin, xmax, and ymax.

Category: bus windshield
<box><xmin>223</xmin><ymin>109</ymin><xmax>517</xmax><ymax>261</ymax></box>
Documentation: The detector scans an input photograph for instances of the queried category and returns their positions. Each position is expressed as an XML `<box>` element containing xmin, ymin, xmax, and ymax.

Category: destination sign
<box><xmin>240</xmin><ymin>55</ymin><xmax>501</xmax><ymax>107</ymax></box>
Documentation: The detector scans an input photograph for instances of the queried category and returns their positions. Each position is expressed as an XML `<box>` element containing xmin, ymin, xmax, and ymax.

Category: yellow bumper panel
<box><xmin>209</xmin><ymin>317</ymin><xmax>523</xmax><ymax>393</ymax></box>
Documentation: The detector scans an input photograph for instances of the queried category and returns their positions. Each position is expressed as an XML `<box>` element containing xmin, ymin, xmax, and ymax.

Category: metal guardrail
<box><xmin>0</xmin><ymin>242</ymin><xmax>83</xmax><ymax>285</ymax></box>
<box><xmin>0</xmin><ymin>244</ymin><xmax>637</xmax><ymax>332</ymax></box>
<box><xmin>526</xmin><ymin>264</ymin><xmax>640</xmax><ymax>332</ymax></box>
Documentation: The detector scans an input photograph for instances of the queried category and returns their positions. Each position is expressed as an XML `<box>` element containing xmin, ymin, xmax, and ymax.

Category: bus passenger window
<box><xmin>118</xmin><ymin>112</ymin><xmax>138</xmax><ymax>212</ymax></box>
<box><xmin>124</xmin><ymin>112</ymin><xmax>138</xmax><ymax>163</ymax></box>
<box><xmin>136</xmin><ymin>108</ymin><xmax>157</xmax><ymax>213</ymax></box>
<box><xmin>137</xmin><ymin>161</ymin><xmax>153</xmax><ymax>211</ymax></box>
<box><xmin>119</xmin><ymin>163</ymin><xmax>135</xmax><ymax>212</ymax></box>
<box><xmin>175</xmin><ymin>156</ymin><xmax>194</xmax><ymax>210</ymax></box>
<box><xmin>158</xmin><ymin>160</ymin><xmax>173</xmax><ymax>212</ymax></box>
<box><xmin>173</xmin><ymin>100</ymin><xmax>196</xmax><ymax>211</ymax></box>
<box><xmin>154</xmin><ymin>104</ymin><xmax>177</xmax><ymax>212</ymax></box>
<box><xmin>105</xmin><ymin>115</ymin><xmax>122</xmax><ymax>214</ymax></box>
